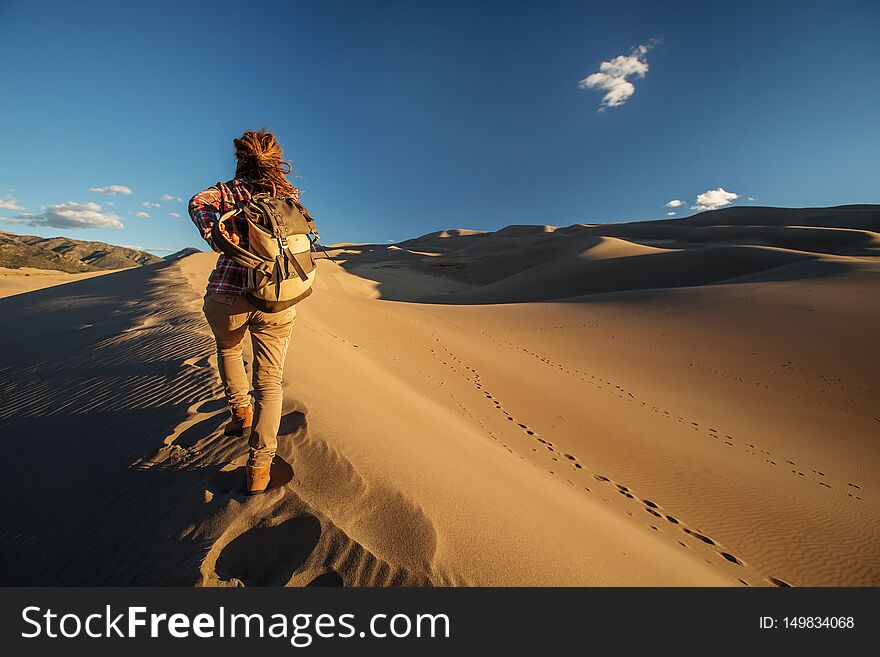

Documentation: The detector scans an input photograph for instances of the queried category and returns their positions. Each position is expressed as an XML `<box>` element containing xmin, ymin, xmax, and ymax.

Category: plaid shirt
<box><xmin>188</xmin><ymin>179</ymin><xmax>256</xmax><ymax>294</ymax></box>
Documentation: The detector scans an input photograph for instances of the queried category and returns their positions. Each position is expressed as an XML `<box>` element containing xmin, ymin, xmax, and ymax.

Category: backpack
<box><xmin>210</xmin><ymin>181</ymin><xmax>319</xmax><ymax>312</ymax></box>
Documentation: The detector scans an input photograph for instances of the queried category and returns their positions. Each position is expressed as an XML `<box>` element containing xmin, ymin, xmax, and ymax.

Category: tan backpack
<box><xmin>210</xmin><ymin>183</ymin><xmax>320</xmax><ymax>312</ymax></box>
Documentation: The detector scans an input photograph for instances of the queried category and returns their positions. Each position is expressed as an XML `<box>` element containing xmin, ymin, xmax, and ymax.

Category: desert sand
<box><xmin>0</xmin><ymin>266</ymin><xmax>117</xmax><ymax>298</ymax></box>
<box><xmin>0</xmin><ymin>205</ymin><xmax>877</xmax><ymax>586</ymax></box>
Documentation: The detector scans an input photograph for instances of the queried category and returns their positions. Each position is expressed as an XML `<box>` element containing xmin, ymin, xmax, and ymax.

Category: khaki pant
<box><xmin>202</xmin><ymin>292</ymin><xmax>296</xmax><ymax>468</ymax></box>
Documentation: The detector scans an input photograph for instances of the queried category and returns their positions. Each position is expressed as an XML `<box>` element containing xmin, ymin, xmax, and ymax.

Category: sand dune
<box><xmin>0</xmin><ymin>205</ymin><xmax>877</xmax><ymax>586</ymax></box>
<box><xmin>0</xmin><ymin>266</ymin><xmax>119</xmax><ymax>298</ymax></box>
<box><xmin>345</xmin><ymin>204</ymin><xmax>879</xmax><ymax>304</ymax></box>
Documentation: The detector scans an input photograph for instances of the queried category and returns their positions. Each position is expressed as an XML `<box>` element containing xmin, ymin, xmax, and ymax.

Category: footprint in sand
<box><xmin>683</xmin><ymin>528</ymin><xmax>716</xmax><ymax>546</ymax></box>
<box><xmin>307</xmin><ymin>571</ymin><xmax>344</xmax><ymax>587</ymax></box>
<box><xmin>215</xmin><ymin>514</ymin><xmax>322</xmax><ymax>586</ymax></box>
<box><xmin>278</xmin><ymin>411</ymin><xmax>307</xmax><ymax>437</ymax></box>
<box><xmin>205</xmin><ymin>468</ymin><xmax>242</xmax><ymax>495</ymax></box>
<box><xmin>174</xmin><ymin>413</ymin><xmax>227</xmax><ymax>449</ymax></box>
<box><xmin>196</xmin><ymin>399</ymin><xmax>228</xmax><ymax>414</ymax></box>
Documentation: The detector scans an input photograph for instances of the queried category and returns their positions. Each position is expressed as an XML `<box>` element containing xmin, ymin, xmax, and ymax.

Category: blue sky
<box><xmin>0</xmin><ymin>0</ymin><xmax>878</xmax><ymax>254</ymax></box>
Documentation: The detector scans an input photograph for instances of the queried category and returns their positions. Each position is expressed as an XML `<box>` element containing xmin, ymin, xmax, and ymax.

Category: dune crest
<box><xmin>343</xmin><ymin>204</ymin><xmax>879</xmax><ymax>304</ymax></box>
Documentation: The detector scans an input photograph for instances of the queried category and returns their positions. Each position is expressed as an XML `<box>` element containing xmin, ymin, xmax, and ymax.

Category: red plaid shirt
<box><xmin>188</xmin><ymin>179</ymin><xmax>256</xmax><ymax>294</ymax></box>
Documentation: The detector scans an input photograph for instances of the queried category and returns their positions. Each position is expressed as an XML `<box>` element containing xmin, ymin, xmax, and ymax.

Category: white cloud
<box><xmin>105</xmin><ymin>201</ymin><xmax>115</xmax><ymax>206</ymax></box>
<box><xmin>169</xmin><ymin>212</ymin><xmax>181</xmax><ymax>218</ymax></box>
<box><xmin>2</xmin><ymin>201</ymin><xmax>123</xmax><ymax>229</ymax></box>
<box><xmin>666</xmin><ymin>211</ymin><xmax>677</xmax><ymax>216</ymax></box>
<box><xmin>161</xmin><ymin>194</ymin><xmax>183</xmax><ymax>203</ymax></box>
<box><xmin>665</xmin><ymin>199</ymin><xmax>684</xmax><ymax>208</ymax></box>
<box><xmin>0</xmin><ymin>194</ymin><xmax>25</xmax><ymax>211</ymax></box>
<box><xmin>578</xmin><ymin>43</ymin><xmax>654</xmax><ymax>110</ymax></box>
<box><xmin>747</xmin><ymin>196</ymin><xmax>756</xmax><ymax>201</ymax></box>
<box><xmin>142</xmin><ymin>201</ymin><xmax>161</xmax><ymax>208</ymax></box>
<box><xmin>131</xmin><ymin>211</ymin><xmax>150</xmax><ymax>219</ymax></box>
<box><xmin>692</xmin><ymin>187</ymin><xmax>739</xmax><ymax>211</ymax></box>
<box><xmin>88</xmin><ymin>185</ymin><xmax>133</xmax><ymax>196</ymax></box>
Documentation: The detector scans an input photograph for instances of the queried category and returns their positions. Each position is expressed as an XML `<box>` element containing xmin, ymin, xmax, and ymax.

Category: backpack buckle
<box><xmin>270</xmin><ymin>209</ymin><xmax>289</xmax><ymax>238</ymax></box>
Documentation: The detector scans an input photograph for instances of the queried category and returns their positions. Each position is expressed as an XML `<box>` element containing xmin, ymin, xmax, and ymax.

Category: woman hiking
<box><xmin>188</xmin><ymin>129</ymin><xmax>302</xmax><ymax>495</ymax></box>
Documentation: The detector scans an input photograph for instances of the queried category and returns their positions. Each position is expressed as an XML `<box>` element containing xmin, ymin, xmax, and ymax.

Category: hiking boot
<box><xmin>224</xmin><ymin>404</ymin><xmax>253</xmax><ymax>436</ymax></box>
<box><xmin>245</xmin><ymin>464</ymin><xmax>271</xmax><ymax>495</ymax></box>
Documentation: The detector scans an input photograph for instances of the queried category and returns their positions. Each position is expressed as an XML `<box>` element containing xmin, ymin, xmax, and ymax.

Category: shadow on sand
<box><xmin>0</xmin><ymin>261</ymin><xmax>307</xmax><ymax>584</ymax></box>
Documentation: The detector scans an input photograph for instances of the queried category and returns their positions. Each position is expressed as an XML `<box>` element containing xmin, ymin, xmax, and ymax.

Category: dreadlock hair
<box><xmin>233</xmin><ymin>129</ymin><xmax>299</xmax><ymax>198</ymax></box>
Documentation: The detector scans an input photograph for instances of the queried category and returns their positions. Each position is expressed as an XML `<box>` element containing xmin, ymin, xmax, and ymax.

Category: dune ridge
<box><xmin>351</xmin><ymin>204</ymin><xmax>878</xmax><ymax>303</ymax></box>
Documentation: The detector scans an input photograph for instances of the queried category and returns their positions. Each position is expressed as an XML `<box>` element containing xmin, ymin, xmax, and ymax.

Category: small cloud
<box><xmin>665</xmin><ymin>199</ymin><xmax>684</xmax><ymax>208</ymax></box>
<box><xmin>692</xmin><ymin>187</ymin><xmax>739</xmax><ymax>211</ymax></box>
<box><xmin>129</xmin><ymin>211</ymin><xmax>150</xmax><ymax>219</ymax></box>
<box><xmin>142</xmin><ymin>201</ymin><xmax>161</xmax><ymax>208</ymax></box>
<box><xmin>0</xmin><ymin>194</ymin><xmax>25</xmax><ymax>211</ymax></box>
<box><xmin>169</xmin><ymin>212</ymin><xmax>181</xmax><ymax>218</ymax></box>
<box><xmin>747</xmin><ymin>196</ymin><xmax>756</xmax><ymax>201</ymax></box>
<box><xmin>1</xmin><ymin>201</ymin><xmax>123</xmax><ymax>229</ymax></box>
<box><xmin>88</xmin><ymin>185</ymin><xmax>133</xmax><ymax>196</ymax></box>
<box><xmin>121</xmin><ymin>244</ymin><xmax>144</xmax><ymax>251</ymax></box>
<box><xmin>160</xmin><ymin>194</ymin><xmax>183</xmax><ymax>203</ymax></box>
<box><xmin>666</xmin><ymin>212</ymin><xmax>677</xmax><ymax>216</ymax></box>
<box><xmin>105</xmin><ymin>201</ymin><xmax>115</xmax><ymax>206</ymax></box>
<box><xmin>578</xmin><ymin>42</ymin><xmax>656</xmax><ymax>110</ymax></box>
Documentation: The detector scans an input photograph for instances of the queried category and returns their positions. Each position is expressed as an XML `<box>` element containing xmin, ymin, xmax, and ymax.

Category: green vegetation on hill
<box><xmin>0</xmin><ymin>231</ymin><xmax>163</xmax><ymax>273</ymax></box>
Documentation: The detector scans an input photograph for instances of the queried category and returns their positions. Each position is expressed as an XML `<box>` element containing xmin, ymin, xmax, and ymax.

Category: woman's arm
<box><xmin>188</xmin><ymin>185</ymin><xmax>240</xmax><ymax>251</ymax></box>
<box><xmin>188</xmin><ymin>186</ymin><xmax>222</xmax><ymax>245</ymax></box>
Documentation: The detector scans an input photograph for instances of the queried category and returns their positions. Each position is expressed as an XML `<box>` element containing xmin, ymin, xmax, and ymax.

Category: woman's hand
<box><xmin>205</xmin><ymin>225</ymin><xmax>240</xmax><ymax>245</ymax></box>
<box><xmin>220</xmin><ymin>227</ymin><xmax>240</xmax><ymax>245</ymax></box>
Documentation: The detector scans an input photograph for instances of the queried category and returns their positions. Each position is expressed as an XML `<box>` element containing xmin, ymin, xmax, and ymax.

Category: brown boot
<box><xmin>224</xmin><ymin>404</ymin><xmax>253</xmax><ymax>436</ymax></box>
<box><xmin>245</xmin><ymin>464</ymin><xmax>272</xmax><ymax>495</ymax></box>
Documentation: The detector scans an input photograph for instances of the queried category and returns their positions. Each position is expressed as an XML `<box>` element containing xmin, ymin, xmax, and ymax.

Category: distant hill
<box><xmin>0</xmin><ymin>231</ymin><xmax>164</xmax><ymax>273</ymax></box>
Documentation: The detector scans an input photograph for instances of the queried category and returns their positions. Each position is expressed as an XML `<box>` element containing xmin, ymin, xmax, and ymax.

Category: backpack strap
<box><xmin>284</xmin><ymin>246</ymin><xmax>310</xmax><ymax>282</ymax></box>
<box><xmin>211</xmin><ymin>209</ymin><xmax>265</xmax><ymax>270</ymax></box>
